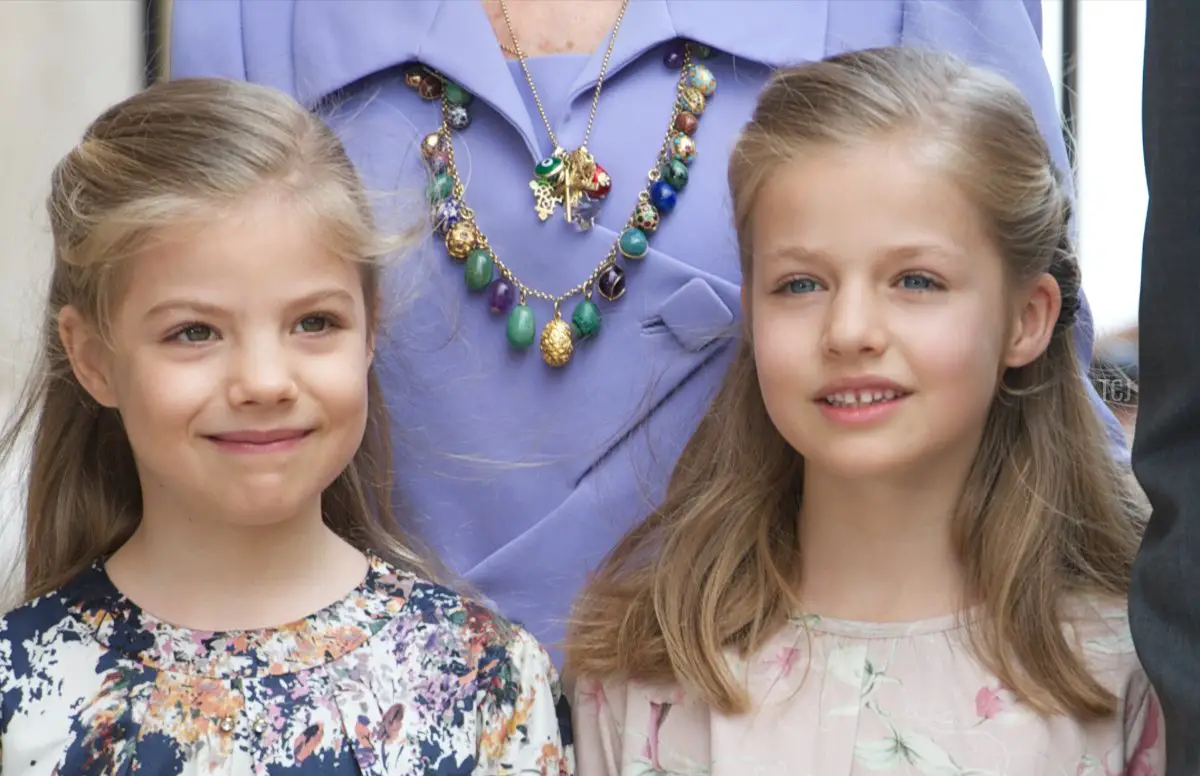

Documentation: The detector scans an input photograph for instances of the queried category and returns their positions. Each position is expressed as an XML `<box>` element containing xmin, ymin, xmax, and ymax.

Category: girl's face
<box><xmin>744</xmin><ymin>137</ymin><xmax>1057</xmax><ymax>481</ymax></box>
<box><xmin>62</xmin><ymin>191</ymin><xmax>374</xmax><ymax>527</ymax></box>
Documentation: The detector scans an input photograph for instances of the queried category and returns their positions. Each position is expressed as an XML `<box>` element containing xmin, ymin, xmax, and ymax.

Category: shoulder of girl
<box><xmin>0</xmin><ymin>585</ymin><xmax>79</xmax><ymax>677</ymax></box>
<box><xmin>401</xmin><ymin>576</ymin><xmax>556</xmax><ymax>671</ymax></box>
<box><xmin>1060</xmin><ymin>593</ymin><xmax>1142</xmax><ymax>673</ymax></box>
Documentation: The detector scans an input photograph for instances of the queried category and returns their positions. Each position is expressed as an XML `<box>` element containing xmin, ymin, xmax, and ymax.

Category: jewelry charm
<box><xmin>503</xmin><ymin>0</ymin><xmax>630</xmax><ymax>226</ymax></box>
<box><xmin>414</xmin><ymin>40</ymin><xmax>715</xmax><ymax>367</ymax></box>
<box><xmin>507</xmin><ymin>304</ymin><xmax>536</xmax><ymax>349</ymax></box>
<box><xmin>540</xmin><ymin>313</ymin><xmax>575</xmax><ymax>367</ymax></box>
<box><xmin>445</xmin><ymin>222</ymin><xmax>477</xmax><ymax>260</ymax></box>
<box><xmin>528</xmin><ymin>146</ymin><xmax>610</xmax><ymax>224</ymax></box>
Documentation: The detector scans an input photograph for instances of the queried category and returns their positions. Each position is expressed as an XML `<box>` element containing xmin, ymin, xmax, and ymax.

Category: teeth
<box><xmin>824</xmin><ymin>389</ymin><xmax>899</xmax><ymax>407</ymax></box>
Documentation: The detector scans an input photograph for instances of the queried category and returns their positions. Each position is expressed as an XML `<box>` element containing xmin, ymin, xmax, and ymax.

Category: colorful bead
<box><xmin>418</xmin><ymin>77</ymin><xmax>444</xmax><ymax>101</ymax></box>
<box><xmin>465</xmin><ymin>249</ymin><xmax>494</xmax><ymax>291</ymax></box>
<box><xmin>445</xmin><ymin>222</ymin><xmax>477</xmax><ymax>259</ymax></box>
<box><xmin>597</xmin><ymin>265</ymin><xmax>626</xmax><ymax>301</ymax></box>
<box><xmin>686</xmin><ymin>64</ymin><xmax>716</xmax><ymax>97</ymax></box>
<box><xmin>443</xmin><ymin>82</ymin><xmax>473</xmax><ymax>106</ymax></box>
<box><xmin>591</xmin><ymin>165</ymin><xmax>612</xmax><ymax>199</ymax></box>
<box><xmin>633</xmin><ymin>202</ymin><xmax>660</xmax><ymax>232</ymax></box>
<box><xmin>573</xmin><ymin>195</ymin><xmax>602</xmax><ymax>233</ymax></box>
<box><xmin>572</xmin><ymin>299</ymin><xmax>602</xmax><ymax>339</ymax></box>
<box><xmin>488</xmin><ymin>279</ymin><xmax>516</xmax><ymax>314</ymax></box>
<box><xmin>540</xmin><ymin>317</ymin><xmax>574</xmax><ymax>367</ymax></box>
<box><xmin>428</xmin><ymin>173</ymin><xmax>453</xmax><ymax>203</ymax></box>
<box><xmin>429</xmin><ymin>151</ymin><xmax>450</xmax><ymax>175</ymax></box>
<box><xmin>618</xmin><ymin>228</ymin><xmax>649</xmax><ymax>260</ymax></box>
<box><xmin>679</xmin><ymin>88</ymin><xmax>706</xmax><ymax>116</ymax></box>
<box><xmin>649</xmin><ymin>181</ymin><xmax>678</xmax><ymax>214</ymax></box>
<box><xmin>421</xmin><ymin>132</ymin><xmax>443</xmax><ymax>158</ymax></box>
<box><xmin>663</xmin><ymin>41</ymin><xmax>686</xmax><ymax>69</ymax></box>
<box><xmin>506</xmin><ymin>304</ymin><xmax>536</xmax><ymax>349</ymax></box>
<box><xmin>431</xmin><ymin>198</ymin><xmax>462</xmax><ymax>234</ymax></box>
<box><xmin>535</xmin><ymin>155</ymin><xmax>565</xmax><ymax>184</ymax></box>
<box><xmin>404</xmin><ymin>68</ymin><xmax>426</xmax><ymax>90</ymax></box>
<box><xmin>671</xmin><ymin>133</ymin><xmax>697</xmax><ymax>164</ymax></box>
<box><xmin>446</xmin><ymin>104</ymin><xmax>470</xmax><ymax>130</ymax></box>
<box><xmin>674</xmin><ymin>112</ymin><xmax>698</xmax><ymax>136</ymax></box>
<box><xmin>662</xmin><ymin>159</ymin><xmax>689</xmax><ymax>191</ymax></box>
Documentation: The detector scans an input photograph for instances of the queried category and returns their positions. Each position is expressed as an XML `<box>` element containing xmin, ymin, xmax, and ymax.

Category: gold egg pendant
<box><xmin>540</xmin><ymin>315</ymin><xmax>574</xmax><ymax>367</ymax></box>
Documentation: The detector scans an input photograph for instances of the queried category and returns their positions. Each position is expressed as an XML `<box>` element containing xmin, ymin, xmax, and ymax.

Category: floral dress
<box><xmin>575</xmin><ymin>597</ymin><xmax>1163</xmax><ymax>775</ymax></box>
<box><xmin>0</xmin><ymin>555</ymin><xmax>573</xmax><ymax>775</ymax></box>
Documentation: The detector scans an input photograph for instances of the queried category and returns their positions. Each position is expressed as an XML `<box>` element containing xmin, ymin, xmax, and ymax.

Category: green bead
<box><xmin>443</xmin><ymin>82</ymin><xmax>473</xmax><ymax>106</ymax></box>
<box><xmin>534</xmin><ymin>155</ymin><xmax>564</xmax><ymax>183</ymax></box>
<box><xmin>618</xmin><ymin>228</ymin><xmax>649</xmax><ymax>260</ymax></box>
<box><xmin>506</xmin><ymin>304</ymin><xmax>536</xmax><ymax>349</ymax></box>
<box><xmin>571</xmin><ymin>299</ymin><xmax>602</xmax><ymax>339</ymax></box>
<box><xmin>691</xmin><ymin>43</ymin><xmax>713</xmax><ymax>59</ymax></box>
<box><xmin>428</xmin><ymin>173</ymin><xmax>453</xmax><ymax>203</ymax></box>
<box><xmin>464</xmin><ymin>249</ymin><xmax>494</xmax><ymax>292</ymax></box>
<box><xmin>662</xmin><ymin>159</ymin><xmax>689</xmax><ymax>191</ymax></box>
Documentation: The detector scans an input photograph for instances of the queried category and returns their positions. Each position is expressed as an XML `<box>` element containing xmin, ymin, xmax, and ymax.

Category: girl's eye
<box><xmin>173</xmin><ymin>324</ymin><xmax>216</xmax><ymax>343</ymax></box>
<box><xmin>899</xmin><ymin>273</ymin><xmax>940</xmax><ymax>291</ymax></box>
<box><xmin>784</xmin><ymin>277</ymin><xmax>822</xmax><ymax>294</ymax></box>
<box><xmin>295</xmin><ymin>315</ymin><xmax>333</xmax><ymax>334</ymax></box>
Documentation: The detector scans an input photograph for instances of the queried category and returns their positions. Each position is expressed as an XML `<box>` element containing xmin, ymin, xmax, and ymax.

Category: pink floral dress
<box><xmin>574</xmin><ymin>597</ymin><xmax>1163</xmax><ymax>775</ymax></box>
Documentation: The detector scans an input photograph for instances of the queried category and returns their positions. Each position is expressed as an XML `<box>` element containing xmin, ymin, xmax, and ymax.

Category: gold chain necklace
<box><xmin>500</xmin><ymin>0</ymin><xmax>632</xmax><ymax>227</ymax></box>
<box><xmin>407</xmin><ymin>42</ymin><xmax>717</xmax><ymax>367</ymax></box>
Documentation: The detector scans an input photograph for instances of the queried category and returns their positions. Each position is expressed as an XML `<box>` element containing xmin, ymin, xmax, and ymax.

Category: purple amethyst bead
<box><xmin>487</xmin><ymin>279</ymin><xmax>517</xmax><ymax>315</ymax></box>
<box><xmin>663</xmin><ymin>41</ymin><xmax>686</xmax><ymax>69</ymax></box>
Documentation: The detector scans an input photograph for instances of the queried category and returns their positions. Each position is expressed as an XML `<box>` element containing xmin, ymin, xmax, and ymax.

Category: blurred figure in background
<box><xmin>1130</xmin><ymin>0</ymin><xmax>1200</xmax><ymax>773</ymax></box>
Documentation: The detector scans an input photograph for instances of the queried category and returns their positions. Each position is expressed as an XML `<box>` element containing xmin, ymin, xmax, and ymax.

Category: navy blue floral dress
<box><xmin>0</xmin><ymin>555</ymin><xmax>573</xmax><ymax>774</ymax></box>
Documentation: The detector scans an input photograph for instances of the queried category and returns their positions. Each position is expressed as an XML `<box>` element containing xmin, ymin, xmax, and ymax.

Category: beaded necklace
<box><xmin>406</xmin><ymin>41</ymin><xmax>717</xmax><ymax>368</ymax></box>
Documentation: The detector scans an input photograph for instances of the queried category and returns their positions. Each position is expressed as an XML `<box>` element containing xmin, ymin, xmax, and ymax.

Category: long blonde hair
<box><xmin>4</xmin><ymin>78</ymin><xmax>443</xmax><ymax>602</ymax></box>
<box><xmin>566</xmin><ymin>47</ymin><xmax>1145</xmax><ymax>721</ymax></box>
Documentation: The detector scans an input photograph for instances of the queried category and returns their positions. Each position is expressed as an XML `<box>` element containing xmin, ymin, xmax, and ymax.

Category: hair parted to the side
<box><xmin>566</xmin><ymin>47</ymin><xmax>1145</xmax><ymax>721</ymax></box>
<box><xmin>2</xmin><ymin>78</ymin><xmax>445</xmax><ymax>603</ymax></box>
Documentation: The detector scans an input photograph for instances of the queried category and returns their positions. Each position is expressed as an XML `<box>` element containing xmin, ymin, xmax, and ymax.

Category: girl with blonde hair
<box><xmin>0</xmin><ymin>79</ymin><xmax>571</xmax><ymax>774</ymax></box>
<box><xmin>568</xmin><ymin>47</ymin><xmax>1162</xmax><ymax>775</ymax></box>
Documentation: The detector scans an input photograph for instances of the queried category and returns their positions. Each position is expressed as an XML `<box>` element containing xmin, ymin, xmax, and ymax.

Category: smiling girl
<box><xmin>0</xmin><ymin>79</ymin><xmax>571</xmax><ymax>775</ymax></box>
<box><xmin>567</xmin><ymin>47</ymin><xmax>1162</xmax><ymax>775</ymax></box>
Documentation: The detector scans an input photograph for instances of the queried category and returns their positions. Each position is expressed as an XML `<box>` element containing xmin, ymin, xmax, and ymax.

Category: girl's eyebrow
<box><xmin>144</xmin><ymin>288</ymin><xmax>357</xmax><ymax>320</ymax></box>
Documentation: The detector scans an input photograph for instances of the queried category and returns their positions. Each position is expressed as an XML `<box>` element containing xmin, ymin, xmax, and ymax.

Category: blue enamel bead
<box><xmin>649</xmin><ymin>181</ymin><xmax>678</xmax><ymax>214</ymax></box>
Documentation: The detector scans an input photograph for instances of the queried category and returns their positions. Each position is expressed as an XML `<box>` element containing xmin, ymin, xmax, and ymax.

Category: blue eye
<box><xmin>900</xmin><ymin>274</ymin><xmax>939</xmax><ymax>291</ymax></box>
<box><xmin>785</xmin><ymin>278</ymin><xmax>822</xmax><ymax>294</ymax></box>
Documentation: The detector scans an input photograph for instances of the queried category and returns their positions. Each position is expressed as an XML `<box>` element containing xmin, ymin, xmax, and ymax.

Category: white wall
<box><xmin>1073</xmin><ymin>0</ymin><xmax>1147</xmax><ymax>336</ymax></box>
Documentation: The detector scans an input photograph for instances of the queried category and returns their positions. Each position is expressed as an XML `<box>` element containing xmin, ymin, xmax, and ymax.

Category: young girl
<box><xmin>0</xmin><ymin>80</ymin><xmax>571</xmax><ymax>775</ymax></box>
<box><xmin>567</xmin><ymin>47</ymin><xmax>1164</xmax><ymax>774</ymax></box>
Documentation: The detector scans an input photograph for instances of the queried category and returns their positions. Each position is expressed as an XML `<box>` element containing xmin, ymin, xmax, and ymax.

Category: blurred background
<box><xmin>0</xmin><ymin>0</ymin><xmax>1146</xmax><ymax>571</ymax></box>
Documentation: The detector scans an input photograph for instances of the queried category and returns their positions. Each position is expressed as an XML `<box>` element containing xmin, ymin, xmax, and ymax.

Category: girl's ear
<box><xmin>1003</xmin><ymin>272</ymin><xmax>1062</xmax><ymax>369</ymax></box>
<box><xmin>58</xmin><ymin>306</ymin><xmax>119</xmax><ymax>408</ymax></box>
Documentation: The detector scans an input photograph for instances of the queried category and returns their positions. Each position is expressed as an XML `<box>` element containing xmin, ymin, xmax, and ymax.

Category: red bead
<box><xmin>674</xmin><ymin>112</ymin><xmax>698</xmax><ymax>136</ymax></box>
<box><xmin>591</xmin><ymin>165</ymin><xmax>612</xmax><ymax>199</ymax></box>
